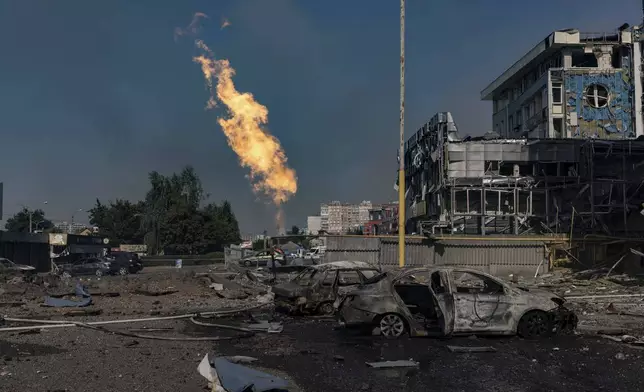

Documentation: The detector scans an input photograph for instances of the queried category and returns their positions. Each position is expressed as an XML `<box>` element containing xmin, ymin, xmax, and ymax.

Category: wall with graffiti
<box><xmin>564</xmin><ymin>68</ymin><xmax>634</xmax><ymax>139</ymax></box>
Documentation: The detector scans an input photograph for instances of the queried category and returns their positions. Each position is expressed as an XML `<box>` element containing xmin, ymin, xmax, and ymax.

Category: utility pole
<box><xmin>398</xmin><ymin>0</ymin><xmax>406</xmax><ymax>268</ymax></box>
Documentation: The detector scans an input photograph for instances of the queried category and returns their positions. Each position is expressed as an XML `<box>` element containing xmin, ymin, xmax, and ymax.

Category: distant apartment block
<box><xmin>307</xmin><ymin>216</ymin><xmax>322</xmax><ymax>235</ymax></box>
<box><xmin>319</xmin><ymin>201</ymin><xmax>374</xmax><ymax>234</ymax></box>
<box><xmin>363</xmin><ymin>203</ymin><xmax>399</xmax><ymax>235</ymax></box>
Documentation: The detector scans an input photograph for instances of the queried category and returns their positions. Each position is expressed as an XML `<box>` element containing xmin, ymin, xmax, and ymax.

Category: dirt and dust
<box><xmin>1</xmin><ymin>266</ymin><xmax>644</xmax><ymax>391</ymax></box>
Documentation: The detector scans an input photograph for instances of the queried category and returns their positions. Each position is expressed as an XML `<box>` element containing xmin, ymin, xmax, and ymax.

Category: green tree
<box><xmin>140</xmin><ymin>166</ymin><xmax>241</xmax><ymax>255</ymax></box>
<box><xmin>5</xmin><ymin>208</ymin><xmax>53</xmax><ymax>233</ymax></box>
<box><xmin>88</xmin><ymin>199</ymin><xmax>145</xmax><ymax>244</ymax></box>
<box><xmin>289</xmin><ymin>225</ymin><xmax>300</xmax><ymax>235</ymax></box>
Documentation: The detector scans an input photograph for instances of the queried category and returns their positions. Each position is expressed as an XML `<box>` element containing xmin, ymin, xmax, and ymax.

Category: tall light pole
<box><xmin>398</xmin><ymin>0</ymin><xmax>406</xmax><ymax>268</ymax></box>
<box><xmin>20</xmin><ymin>201</ymin><xmax>48</xmax><ymax>234</ymax></box>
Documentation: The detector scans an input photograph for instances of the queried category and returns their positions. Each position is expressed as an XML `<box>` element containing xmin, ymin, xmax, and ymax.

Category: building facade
<box><xmin>306</xmin><ymin>216</ymin><xmax>322</xmax><ymax>235</ymax></box>
<box><xmin>482</xmin><ymin>26</ymin><xmax>643</xmax><ymax>140</ymax></box>
<box><xmin>319</xmin><ymin>201</ymin><xmax>374</xmax><ymax>234</ymax></box>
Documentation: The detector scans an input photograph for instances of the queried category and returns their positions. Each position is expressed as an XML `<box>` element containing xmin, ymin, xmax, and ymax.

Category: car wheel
<box><xmin>118</xmin><ymin>267</ymin><xmax>128</xmax><ymax>276</ymax></box>
<box><xmin>244</xmin><ymin>260</ymin><xmax>252</xmax><ymax>267</ymax></box>
<box><xmin>95</xmin><ymin>269</ymin><xmax>104</xmax><ymax>277</ymax></box>
<box><xmin>61</xmin><ymin>271</ymin><xmax>72</xmax><ymax>280</ymax></box>
<box><xmin>378</xmin><ymin>313</ymin><xmax>406</xmax><ymax>338</ymax></box>
<box><xmin>517</xmin><ymin>310</ymin><xmax>551</xmax><ymax>339</ymax></box>
<box><xmin>317</xmin><ymin>302</ymin><xmax>335</xmax><ymax>316</ymax></box>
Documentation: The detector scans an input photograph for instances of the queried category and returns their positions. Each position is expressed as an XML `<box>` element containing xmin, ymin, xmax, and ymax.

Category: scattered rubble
<box><xmin>446</xmin><ymin>346</ymin><xmax>497</xmax><ymax>353</ymax></box>
<box><xmin>365</xmin><ymin>360</ymin><xmax>420</xmax><ymax>369</ymax></box>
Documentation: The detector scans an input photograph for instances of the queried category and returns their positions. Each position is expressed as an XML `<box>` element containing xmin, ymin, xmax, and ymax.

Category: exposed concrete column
<box><xmin>594</xmin><ymin>45</ymin><xmax>614</xmax><ymax>70</ymax></box>
<box><xmin>562</xmin><ymin>49</ymin><xmax>573</xmax><ymax>68</ymax></box>
<box><xmin>634</xmin><ymin>40</ymin><xmax>644</xmax><ymax>137</ymax></box>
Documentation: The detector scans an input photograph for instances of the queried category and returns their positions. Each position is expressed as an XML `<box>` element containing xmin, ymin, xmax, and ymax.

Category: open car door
<box><xmin>429</xmin><ymin>270</ymin><xmax>454</xmax><ymax>336</ymax></box>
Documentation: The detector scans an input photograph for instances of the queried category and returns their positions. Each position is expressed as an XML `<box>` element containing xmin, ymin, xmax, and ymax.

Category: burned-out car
<box><xmin>336</xmin><ymin>267</ymin><xmax>577</xmax><ymax>339</ymax></box>
<box><xmin>273</xmin><ymin>261</ymin><xmax>380</xmax><ymax>315</ymax></box>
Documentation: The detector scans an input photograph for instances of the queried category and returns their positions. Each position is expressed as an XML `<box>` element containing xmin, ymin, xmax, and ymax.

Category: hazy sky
<box><xmin>0</xmin><ymin>0</ymin><xmax>639</xmax><ymax>233</ymax></box>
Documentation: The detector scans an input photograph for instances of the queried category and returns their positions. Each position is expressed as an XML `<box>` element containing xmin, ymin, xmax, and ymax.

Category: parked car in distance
<box><xmin>57</xmin><ymin>257</ymin><xmax>126</xmax><ymax>278</ymax></box>
<box><xmin>273</xmin><ymin>261</ymin><xmax>381</xmax><ymax>315</ymax></box>
<box><xmin>239</xmin><ymin>249</ymin><xmax>285</xmax><ymax>267</ymax></box>
<box><xmin>336</xmin><ymin>266</ymin><xmax>577</xmax><ymax>339</ymax></box>
<box><xmin>108</xmin><ymin>251</ymin><xmax>143</xmax><ymax>274</ymax></box>
<box><xmin>0</xmin><ymin>258</ymin><xmax>36</xmax><ymax>274</ymax></box>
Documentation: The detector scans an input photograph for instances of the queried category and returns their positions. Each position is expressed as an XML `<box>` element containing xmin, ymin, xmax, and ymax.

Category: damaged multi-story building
<box><xmin>404</xmin><ymin>25</ymin><xmax>644</xmax><ymax>240</ymax></box>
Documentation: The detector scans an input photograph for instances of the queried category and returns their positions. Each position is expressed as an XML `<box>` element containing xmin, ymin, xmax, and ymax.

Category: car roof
<box><xmin>311</xmin><ymin>261</ymin><xmax>377</xmax><ymax>271</ymax></box>
<box><xmin>393</xmin><ymin>266</ymin><xmax>502</xmax><ymax>280</ymax></box>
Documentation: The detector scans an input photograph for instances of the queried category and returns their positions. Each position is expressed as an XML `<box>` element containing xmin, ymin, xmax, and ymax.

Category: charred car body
<box><xmin>336</xmin><ymin>267</ymin><xmax>577</xmax><ymax>338</ymax></box>
<box><xmin>273</xmin><ymin>261</ymin><xmax>380</xmax><ymax>315</ymax></box>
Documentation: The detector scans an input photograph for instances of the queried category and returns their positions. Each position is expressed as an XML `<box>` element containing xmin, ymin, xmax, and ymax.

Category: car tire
<box><xmin>118</xmin><ymin>267</ymin><xmax>128</xmax><ymax>276</ymax></box>
<box><xmin>517</xmin><ymin>310</ymin><xmax>552</xmax><ymax>339</ymax></box>
<box><xmin>95</xmin><ymin>269</ymin><xmax>104</xmax><ymax>277</ymax></box>
<box><xmin>377</xmin><ymin>313</ymin><xmax>407</xmax><ymax>339</ymax></box>
<box><xmin>317</xmin><ymin>301</ymin><xmax>335</xmax><ymax>316</ymax></box>
<box><xmin>244</xmin><ymin>260</ymin><xmax>252</xmax><ymax>267</ymax></box>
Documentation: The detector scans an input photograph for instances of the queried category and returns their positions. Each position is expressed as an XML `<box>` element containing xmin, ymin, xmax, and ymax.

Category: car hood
<box><xmin>513</xmin><ymin>285</ymin><xmax>565</xmax><ymax>305</ymax></box>
<box><xmin>273</xmin><ymin>282</ymin><xmax>310</xmax><ymax>298</ymax></box>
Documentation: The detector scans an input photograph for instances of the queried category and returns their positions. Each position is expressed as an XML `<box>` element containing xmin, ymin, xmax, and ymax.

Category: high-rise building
<box><xmin>306</xmin><ymin>216</ymin><xmax>322</xmax><ymax>235</ymax></box>
<box><xmin>319</xmin><ymin>200</ymin><xmax>374</xmax><ymax>234</ymax></box>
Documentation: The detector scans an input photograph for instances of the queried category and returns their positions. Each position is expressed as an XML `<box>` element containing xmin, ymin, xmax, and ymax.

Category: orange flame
<box><xmin>193</xmin><ymin>40</ymin><xmax>298</xmax><ymax>205</ymax></box>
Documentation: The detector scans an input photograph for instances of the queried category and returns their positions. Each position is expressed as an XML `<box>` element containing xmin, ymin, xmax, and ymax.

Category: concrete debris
<box><xmin>209</xmin><ymin>283</ymin><xmax>224</xmax><ymax>291</ymax></box>
<box><xmin>133</xmin><ymin>288</ymin><xmax>179</xmax><ymax>296</ymax></box>
<box><xmin>600</xmin><ymin>333</ymin><xmax>644</xmax><ymax>346</ymax></box>
<box><xmin>245</xmin><ymin>321</ymin><xmax>284</xmax><ymax>333</ymax></box>
<box><xmin>446</xmin><ymin>345</ymin><xmax>497</xmax><ymax>353</ymax></box>
<box><xmin>365</xmin><ymin>360</ymin><xmax>420</xmax><ymax>368</ymax></box>
<box><xmin>615</xmin><ymin>352</ymin><xmax>626</xmax><ymax>360</ymax></box>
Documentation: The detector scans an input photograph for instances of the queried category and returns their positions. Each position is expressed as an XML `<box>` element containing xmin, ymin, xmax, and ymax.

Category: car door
<box><xmin>429</xmin><ymin>270</ymin><xmax>455</xmax><ymax>336</ymax></box>
<box><xmin>449</xmin><ymin>270</ymin><xmax>514</xmax><ymax>334</ymax></box>
<box><xmin>314</xmin><ymin>269</ymin><xmax>337</xmax><ymax>302</ymax></box>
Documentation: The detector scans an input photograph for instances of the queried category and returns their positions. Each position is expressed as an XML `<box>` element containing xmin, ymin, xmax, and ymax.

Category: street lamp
<box><xmin>398</xmin><ymin>0</ymin><xmax>406</xmax><ymax>268</ymax></box>
<box><xmin>20</xmin><ymin>201</ymin><xmax>48</xmax><ymax>234</ymax></box>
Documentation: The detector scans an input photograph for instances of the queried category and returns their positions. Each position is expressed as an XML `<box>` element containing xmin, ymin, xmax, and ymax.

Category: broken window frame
<box><xmin>449</xmin><ymin>270</ymin><xmax>506</xmax><ymax>296</ymax></box>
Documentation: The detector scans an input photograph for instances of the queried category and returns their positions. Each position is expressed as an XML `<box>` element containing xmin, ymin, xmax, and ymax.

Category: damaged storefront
<box><xmin>50</xmin><ymin>233</ymin><xmax>110</xmax><ymax>265</ymax></box>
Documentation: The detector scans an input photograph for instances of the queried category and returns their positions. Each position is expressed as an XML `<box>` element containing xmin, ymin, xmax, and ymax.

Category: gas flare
<box><xmin>193</xmin><ymin>40</ymin><xmax>298</xmax><ymax>205</ymax></box>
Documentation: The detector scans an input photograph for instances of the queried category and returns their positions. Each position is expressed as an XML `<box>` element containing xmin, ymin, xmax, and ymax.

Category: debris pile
<box><xmin>529</xmin><ymin>268</ymin><xmax>644</xmax><ymax>335</ymax></box>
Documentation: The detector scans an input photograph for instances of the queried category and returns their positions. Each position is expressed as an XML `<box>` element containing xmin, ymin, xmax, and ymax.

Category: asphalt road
<box><xmin>1</xmin><ymin>315</ymin><xmax>642</xmax><ymax>392</ymax></box>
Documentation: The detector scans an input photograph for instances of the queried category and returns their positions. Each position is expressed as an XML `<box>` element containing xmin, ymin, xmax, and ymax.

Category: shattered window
<box><xmin>338</xmin><ymin>271</ymin><xmax>361</xmax><ymax>286</ymax></box>
<box><xmin>584</xmin><ymin>84</ymin><xmax>609</xmax><ymax>108</ymax></box>
<box><xmin>294</xmin><ymin>269</ymin><xmax>317</xmax><ymax>286</ymax></box>
<box><xmin>321</xmin><ymin>271</ymin><xmax>336</xmax><ymax>286</ymax></box>
<box><xmin>360</xmin><ymin>270</ymin><xmax>379</xmax><ymax>280</ymax></box>
<box><xmin>451</xmin><ymin>271</ymin><xmax>503</xmax><ymax>295</ymax></box>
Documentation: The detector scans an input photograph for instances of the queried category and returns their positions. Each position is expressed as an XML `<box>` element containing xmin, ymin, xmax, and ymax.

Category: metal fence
<box><xmin>323</xmin><ymin>235</ymin><xmax>555</xmax><ymax>278</ymax></box>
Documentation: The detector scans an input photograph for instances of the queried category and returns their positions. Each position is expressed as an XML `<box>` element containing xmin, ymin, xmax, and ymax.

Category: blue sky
<box><xmin>0</xmin><ymin>0</ymin><xmax>639</xmax><ymax>233</ymax></box>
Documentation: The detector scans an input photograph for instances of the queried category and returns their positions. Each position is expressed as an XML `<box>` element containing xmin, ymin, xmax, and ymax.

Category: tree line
<box><xmin>4</xmin><ymin>166</ymin><xmax>242</xmax><ymax>255</ymax></box>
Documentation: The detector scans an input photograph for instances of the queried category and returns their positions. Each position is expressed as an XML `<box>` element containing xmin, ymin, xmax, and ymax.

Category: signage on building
<box><xmin>119</xmin><ymin>244</ymin><xmax>147</xmax><ymax>253</ymax></box>
<box><xmin>49</xmin><ymin>233</ymin><xmax>67</xmax><ymax>246</ymax></box>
